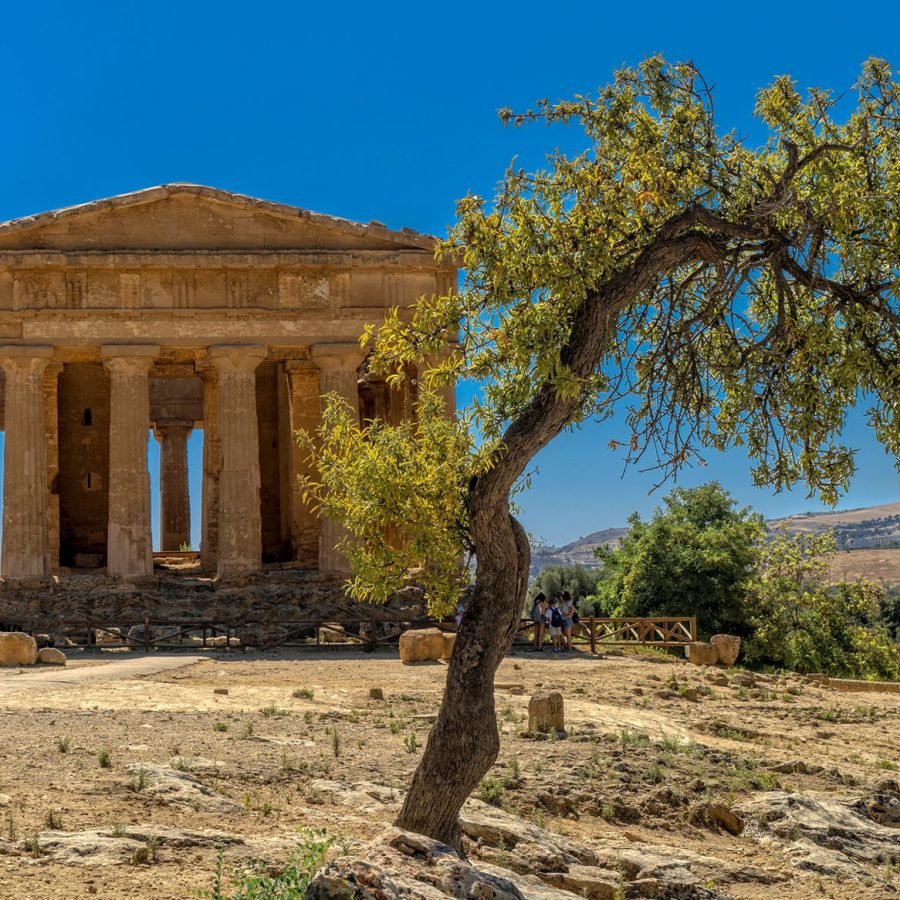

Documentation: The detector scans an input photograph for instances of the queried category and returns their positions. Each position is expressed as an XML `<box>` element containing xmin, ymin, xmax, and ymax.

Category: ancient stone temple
<box><xmin>0</xmin><ymin>184</ymin><xmax>456</xmax><ymax>599</ymax></box>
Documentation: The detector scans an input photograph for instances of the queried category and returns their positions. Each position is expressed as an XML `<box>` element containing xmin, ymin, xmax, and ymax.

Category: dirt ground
<box><xmin>0</xmin><ymin>644</ymin><xmax>897</xmax><ymax>899</ymax></box>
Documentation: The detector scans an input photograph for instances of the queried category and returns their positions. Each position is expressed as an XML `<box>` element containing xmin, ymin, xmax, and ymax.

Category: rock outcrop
<box><xmin>399</xmin><ymin>628</ymin><xmax>447</xmax><ymax>664</ymax></box>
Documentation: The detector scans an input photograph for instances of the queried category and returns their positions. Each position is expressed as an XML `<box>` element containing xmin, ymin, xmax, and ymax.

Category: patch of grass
<box><xmin>261</xmin><ymin>704</ymin><xmax>289</xmax><ymax>719</ymax></box>
<box><xmin>657</xmin><ymin>734</ymin><xmax>693</xmax><ymax>754</ymax></box>
<box><xmin>5</xmin><ymin>813</ymin><xmax>16</xmax><ymax>841</ymax></box>
<box><xmin>43</xmin><ymin>809</ymin><xmax>63</xmax><ymax>830</ymax></box>
<box><xmin>618</xmin><ymin>728</ymin><xmax>650</xmax><ymax>749</ymax></box>
<box><xmin>147</xmin><ymin>835</ymin><xmax>160</xmax><ymax>863</ymax></box>
<box><xmin>877</xmin><ymin>759</ymin><xmax>898</xmax><ymax>771</ymax></box>
<box><xmin>478</xmin><ymin>776</ymin><xmax>507</xmax><ymax>807</ymax></box>
<box><xmin>505</xmin><ymin>755</ymin><xmax>520</xmax><ymax>781</ymax></box>
<box><xmin>330</xmin><ymin>727</ymin><xmax>341</xmax><ymax>758</ymax></box>
<box><xmin>24</xmin><ymin>832</ymin><xmax>41</xmax><ymax>857</ymax></box>
<box><xmin>303</xmin><ymin>711</ymin><xmax>314</xmax><ymax>724</ymax></box>
<box><xmin>213</xmin><ymin>722</ymin><xmax>228</xmax><ymax>733</ymax></box>
<box><xmin>710</xmin><ymin>719</ymin><xmax>751</xmax><ymax>742</ymax></box>
<box><xmin>56</xmin><ymin>736</ymin><xmax>70</xmax><ymax>753</ymax></box>
<box><xmin>293</xmin><ymin>687</ymin><xmax>314</xmax><ymax>700</ymax></box>
<box><xmin>171</xmin><ymin>755</ymin><xmax>193</xmax><ymax>773</ymax></box>
<box><xmin>131</xmin><ymin>767</ymin><xmax>150</xmax><ymax>793</ymax></box>
<box><xmin>98</xmin><ymin>749</ymin><xmax>111</xmax><ymax>768</ymax></box>
<box><xmin>111</xmin><ymin>823</ymin><xmax>127</xmax><ymax>837</ymax></box>
<box><xmin>195</xmin><ymin>830</ymin><xmax>333</xmax><ymax>898</ymax></box>
<box><xmin>404</xmin><ymin>733</ymin><xmax>420</xmax><ymax>754</ymax></box>
<box><xmin>239</xmin><ymin>722</ymin><xmax>254</xmax><ymax>740</ymax></box>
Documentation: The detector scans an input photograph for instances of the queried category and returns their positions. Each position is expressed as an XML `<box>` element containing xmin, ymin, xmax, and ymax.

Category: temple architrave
<box><xmin>0</xmin><ymin>184</ymin><xmax>456</xmax><ymax>591</ymax></box>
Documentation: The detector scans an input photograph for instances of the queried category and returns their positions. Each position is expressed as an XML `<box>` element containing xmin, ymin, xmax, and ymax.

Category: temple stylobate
<box><xmin>0</xmin><ymin>184</ymin><xmax>456</xmax><ymax>585</ymax></box>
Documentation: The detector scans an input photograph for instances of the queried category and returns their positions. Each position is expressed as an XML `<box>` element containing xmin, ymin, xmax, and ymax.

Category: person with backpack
<box><xmin>547</xmin><ymin>595</ymin><xmax>564</xmax><ymax>652</ymax></box>
<box><xmin>530</xmin><ymin>592</ymin><xmax>547</xmax><ymax>651</ymax></box>
<box><xmin>559</xmin><ymin>590</ymin><xmax>576</xmax><ymax>651</ymax></box>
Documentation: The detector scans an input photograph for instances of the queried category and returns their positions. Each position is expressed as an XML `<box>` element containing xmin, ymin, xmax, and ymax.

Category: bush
<box><xmin>745</xmin><ymin>530</ymin><xmax>900</xmax><ymax>680</ymax></box>
<box><xmin>594</xmin><ymin>483</ymin><xmax>764</xmax><ymax>637</ymax></box>
<box><xmin>196</xmin><ymin>830</ymin><xmax>332</xmax><ymax>899</ymax></box>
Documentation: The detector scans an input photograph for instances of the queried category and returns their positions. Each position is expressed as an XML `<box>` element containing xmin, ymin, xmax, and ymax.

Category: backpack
<box><xmin>550</xmin><ymin>607</ymin><xmax>563</xmax><ymax>628</ymax></box>
<box><xmin>530</xmin><ymin>601</ymin><xmax>542</xmax><ymax>623</ymax></box>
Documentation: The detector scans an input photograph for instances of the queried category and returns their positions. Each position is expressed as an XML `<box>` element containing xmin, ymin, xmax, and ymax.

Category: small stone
<box><xmin>369</xmin><ymin>687</ymin><xmax>384</xmax><ymax>700</ymax></box>
<box><xmin>0</xmin><ymin>632</ymin><xmax>37</xmax><ymax>666</ymax></box>
<box><xmin>399</xmin><ymin>628</ymin><xmax>445</xmax><ymax>664</ymax></box>
<box><xmin>686</xmin><ymin>642</ymin><xmax>719</xmax><ymax>666</ymax></box>
<box><xmin>732</xmin><ymin>673</ymin><xmax>756</xmax><ymax>687</ymax></box>
<box><xmin>0</xmin><ymin>793</ymin><xmax>11</xmax><ymax>806</ymax></box>
<box><xmin>213</xmin><ymin>687</ymin><xmax>228</xmax><ymax>695</ymax></box>
<box><xmin>706</xmin><ymin>801</ymin><xmax>744</xmax><ymax>835</ymax></box>
<box><xmin>528</xmin><ymin>690</ymin><xmax>565</xmax><ymax>734</ymax></box>
<box><xmin>713</xmin><ymin>675</ymin><xmax>729</xmax><ymax>687</ymax></box>
<box><xmin>681</xmin><ymin>688</ymin><xmax>699</xmax><ymax>702</ymax></box>
<box><xmin>710</xmin><ymin>634</ymin><xmax>741</xmax><ymax>666</ymax></box>
<box><xmin>37</xmin><ymin>647</ymin><xmax>66</xmax><ymax>665</ymax></box>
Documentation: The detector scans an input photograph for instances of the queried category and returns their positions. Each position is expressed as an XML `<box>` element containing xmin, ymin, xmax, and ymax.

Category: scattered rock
<box><xmin>542</xmin><ymin>864</ymin><xmax>622</xmax><ymax>899</ymax></box>
<box><xmin>36</xmin><ymin>646</ymin><xmax>66</xmax><ymax>665</ymax></box>
<box><xmin>705</xmin><ymin>802</ymin><xmax>744</xmax><ymax>835</ymax></box>
<box><xmin>213</xmin><ymin>687</ymin><xmax>228</xmax><ymax>695</ymax></box>
<box><xmin>681</xmin><ymin>688</ymin><xmax>699</xmax><ymax>702</ymax></box>
<box><xmin>528</xmin><ymin>691</ymin><xmax>565</xmax><ymax>735</ymax></box>
<box><xmin>0</xmin><ymin>632</ymin><xmax>37</xmax><ymax>666</ymax></box>
<box><xmin>686</xmin><ymin>642</ymin><xmax>718</xmax><ymax>666</ymax></box>
<box><xmin>852</xmin><ymin>779</ymin><xmax>900</xmax><ymax>827</ymax></box>
<box><xmin>307</xmin><ymin>827</ymin><xmax>524</xmax><ymax>899</ymax></box>
<box><xmin>308</xmin><ymin>779</ymin><xmax>400</xmax><ymax>811</ymax></box>
<box><xmin>709</xmin><ymin>634</ymin><xmax>741</xmax><ymax>666</ymax></box>
<box><xmin>731</xmin><ymin>673</ymin><xmax>755</xmax><ymax>688</ymax></box>
<box><xmin>369</xmin><ymin>687</ymin><xmax>384</xmax><ymax>700</ymax></box>
<box><xmin>125</xmin><ymin>765</ymin><xmax>242</xmax><ymax>814</ymax></box>
<box><xmin>738</xmin><ymin>790</ymin><xmax>900</xmax><ymax>882</ymax></box>
<box><xmin>399</xmin><ymin>628</ymin><xmax>446</xmax><ymax>664</ymax></box>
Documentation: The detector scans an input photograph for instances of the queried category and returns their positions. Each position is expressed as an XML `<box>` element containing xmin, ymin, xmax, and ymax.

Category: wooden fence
<box><xmin>517</xmin><ymin>615</ymin><xmax>696</xmax><ymax>650</ymax></box>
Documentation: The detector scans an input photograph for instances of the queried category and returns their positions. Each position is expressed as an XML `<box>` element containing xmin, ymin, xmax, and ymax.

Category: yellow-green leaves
<box><xmin>298</xmin><ymin>390</ymin><xmax>474</xmax><ymax>616</ymax></box>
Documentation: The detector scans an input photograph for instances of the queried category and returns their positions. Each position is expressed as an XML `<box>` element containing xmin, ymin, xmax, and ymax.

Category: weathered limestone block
<box><xmin>528</xmin><ymin>690</ymin><xmax>565</xmax><ymax>734</ymax></box>
<box><xmin>710</xmin><ymin>634</ymin><xmax>741</xmax><ymax>666</ymax></box>
<box><xmin>36</xmin><ymin>647</ymin><xmax>66</xmax><ymax>665</ymax></box>
<box><xmin>399</xmin><ymin>628</ymin><xmax>446</xmax><ymax>664</ymax></box>
<box><xmin>441</xmin><ymin>632</ymin><xmax>457</xmax><ymax>659</ymax></box>
<box><xmin>0</xmin><ymin>633</ymin><xmax>37</xmax><ymax>666</ymax></box>
<box><xmin>686</xmin><ymin>642</ymin><xmax>719</xmax><ymax>666</ymax></box>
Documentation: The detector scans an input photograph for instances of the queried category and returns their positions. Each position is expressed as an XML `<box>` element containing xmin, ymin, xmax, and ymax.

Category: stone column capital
<box><xmin>283</xmin><ymin>358</ymin><xmax>319</xmax><ymax>375</ymax></box>
<box><xmin>0</xmin><ymin>345</ymin><xmax>54</xmax><ymax>376</ymax></box>
<box><xmin>208</xmin><ymin>345</ymin><xmax>267</xmax><ymax>373</ymax></box>
<box><xmin>310</xmin><ymin>342</ymin><xmax>367</xmax><ymax>371</ymax></box>
<box><xmin>102</xmin><ymin>345</ymin><xmax>159</xmax><ymax>375</ymax></box>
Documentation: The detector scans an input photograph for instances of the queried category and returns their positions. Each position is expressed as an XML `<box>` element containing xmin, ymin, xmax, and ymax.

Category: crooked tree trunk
<box><xmin>393</xmin><ymin>500</ymin><xmax>530</xmax><ymax>848</ymax></box>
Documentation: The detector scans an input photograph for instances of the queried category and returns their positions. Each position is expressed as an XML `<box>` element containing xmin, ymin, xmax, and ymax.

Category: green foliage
<box><xmin>745</xmin><ymin>529</ymin><xmax>900</xmax><ymax>680</ymax></box>
<box><xmin>302</xmin><ymin>57</ymin><xmax>900</xmax><ymax>632</ymax></box>
<box><xmin>879</xmin><ymin>587</ymin><xmax>900</xmax><ymax>640</ymax></box>
<box><xmin>528</xmin><ymin>564</ymin><xmax>601</xmax><ymax>607</ymax></box>
<box><xmin>594</xmin><ymin>483</ymin><xmax>764</xmax><ymax>637</ymax></box>
<box><xmin>298</xmin><ymin>390</ymin><xmax>474</xmax><ymax>615</ymax></box>
<box><xmin>195</xmin><ymin>830</ymin><xmax>332</xmax><ymax>899</ymax></box>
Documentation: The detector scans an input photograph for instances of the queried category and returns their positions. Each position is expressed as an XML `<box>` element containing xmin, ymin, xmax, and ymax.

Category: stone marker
<box><xmin>399</xmin><ymin>628</ymin><xmax>446</xmax><ymax>664</ymax></box>
<box><xmin>710</xmin><ymin>634</ymin><xmax>741</xmax><ymax>666</ymax></box>
<box><xmin>0</xmin><ymin>632</ymin><xmax>37</xmax><ymax>666</ymax></box>
<box><xmin>686</xmin><ymin>642</ymin><xmax>719</xmax><ymax>666</ymax></box>
<box><xmin>369</xmin><ymin>687</ymin><xmax>384</xmax><ymax>700</ymax></box>
<box><xmin>528</xmin><ymin>690</ymin><xmax>565</xmax><ymax>734</ymax></box>
<box><xmin>36</xmin><ymin>647</ymin><xmax>66</xmax><ymax>665</ymax></box>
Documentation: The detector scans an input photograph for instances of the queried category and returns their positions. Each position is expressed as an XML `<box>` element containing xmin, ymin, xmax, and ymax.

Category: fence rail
<box><xmin>15</xmin><ymin>614</ymin><xmax>695</xmax><ymax>653</ymax></box>
<box><xmin>517</xmin><ymin>615</ymin><xmax>696</xmax><ymax>649</ymax></box>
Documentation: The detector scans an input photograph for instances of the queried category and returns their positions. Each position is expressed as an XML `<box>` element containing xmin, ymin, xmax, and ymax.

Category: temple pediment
<box><xmin>0</xmin><ymin>184</ymin><xmax>436</xmax><ymax>253</ymax></box>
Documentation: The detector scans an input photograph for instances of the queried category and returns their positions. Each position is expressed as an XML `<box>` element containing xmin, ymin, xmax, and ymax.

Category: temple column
<box><xmin>310</xmin><ymin>343</ymin><xmax>365</xmax><ymax>577</ymax></box>
<box><xmin>282</xmin><ymin>359</ymin><xmax>321</xmax><ymax>567</ymax></box>
<box><xmin>153</xmin><ymin>418</ymin><xmax>193</xmax><ymax>551</ymax></box>
<box><xmin>0</xmin><ymin>346</ymin><xmax>53</xmax><ymax>579</ymax></box>
<box><xmin>102</xmin><ymin>345</ymin><xmax>158</xmax><ymax>578</ymax></box>
<box><xmin>199</xmin><ymin>367</ymin><xmax>222</xmax><ymax>572</ymax></box>
<box><xmin>43</xmin><ymin>362</ymin><xmax>63</xmax><ymax>574</ymax></box>
<box><xmin>209</xmin><ymin>345</ymin><xmax>266</xmax><ymax>576</ymax></box>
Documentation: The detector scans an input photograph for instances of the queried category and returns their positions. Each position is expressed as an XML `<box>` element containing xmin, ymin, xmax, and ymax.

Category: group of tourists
<box><xmin>529</xmin><ymin>591</ymin><xmax>577</xmax><ymax>652</ymax></box>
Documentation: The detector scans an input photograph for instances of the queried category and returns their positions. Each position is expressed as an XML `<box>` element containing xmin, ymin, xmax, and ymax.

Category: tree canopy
<box><xmin>301</xmin><ymin>57</ymin><xmax>900</xmax><ymax>846</ymax></box>
<box><xmin>594</xmin><ymin>482</ymin><xmax>764</xmax><ymax>636</ymax></box>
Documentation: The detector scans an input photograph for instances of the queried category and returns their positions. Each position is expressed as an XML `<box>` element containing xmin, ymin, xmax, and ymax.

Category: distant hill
<box><xmin>531</xmin><ymin>498</ymin><xmax>900</xmax><ymax>579</ymax></box>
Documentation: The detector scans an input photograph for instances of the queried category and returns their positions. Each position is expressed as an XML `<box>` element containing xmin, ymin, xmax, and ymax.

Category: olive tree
<box><xmin>303</xmin><ymin>58</ymin><xmax>900</xmax><ymax>847</ymax></box>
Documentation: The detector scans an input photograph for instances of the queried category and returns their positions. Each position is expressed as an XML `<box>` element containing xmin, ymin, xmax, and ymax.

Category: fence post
<box><xmin>589</xmin><ymin>617</ymin><xmax>596</xmax><ymax>654</ymax></box>
<box><xmin>143</xmin><ymin>615</ymin><xmax>150</xmax><ymax>652</ymax></box>
<box><xmin>690</xmin><ymin>616</ymin><xmax>697</xmax><ymax>642</ymax></box>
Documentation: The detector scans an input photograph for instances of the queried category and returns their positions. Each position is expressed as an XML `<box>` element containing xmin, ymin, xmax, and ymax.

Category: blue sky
<box><xmin>1</xmin><ymin>1</ymin><xmax>898</xmax><ymax>548</ymax></box>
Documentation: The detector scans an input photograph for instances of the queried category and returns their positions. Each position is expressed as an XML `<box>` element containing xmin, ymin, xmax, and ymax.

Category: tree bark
<box><xmin>393</xmin><ymin>500</ymin><xmax>530</xmax><ymax>848</ymax></box>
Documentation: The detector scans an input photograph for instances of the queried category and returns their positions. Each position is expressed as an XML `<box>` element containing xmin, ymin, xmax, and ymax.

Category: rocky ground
<box><xmin>0</xmin><ymin>645</ymin><xmax>896</xmax><ymax>898</ymax></box>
